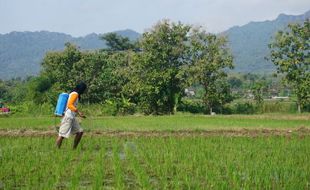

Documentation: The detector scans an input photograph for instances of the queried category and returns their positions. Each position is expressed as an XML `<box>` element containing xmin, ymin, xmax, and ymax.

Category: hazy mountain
<box><xmin>225</xmin><ymin>10</ymin><xmax>310</xmax><ymax>73</ymax></box>
<box><xmin>0</xmin><ymin>29</ymin><xmax>140</xmax><ymax>80</ymax></box>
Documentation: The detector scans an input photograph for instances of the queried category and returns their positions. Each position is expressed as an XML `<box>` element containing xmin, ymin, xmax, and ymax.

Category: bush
<box><xmin>262</xmin><ymin>101</ymin><xmax>297</xmax><ymax>113</ymax></box>
<box><xmin>8</xmin><ymin>101</ymin><xmax>54</xmax><ymax>116</ymax></box>
<box><xmin>302</xmin><ymin>103</ymin><xmax>310</xmax><ymax>112</ymax></box>
<box><xmin>101</xmin><ymin>100</ymin><xmax>119</xmax><ymax>116</ymax></box>
<box><xmin>79</xmin><ymin>102</ymin><xmax>118</xmax><ymax>116</ymax></box>
<box><xmin>80</xmin><ymin>98</ymin><xmax>136</xmax><ymax>116</ymax></box>
<box><xmin>178</xmin><ymin>99</ymin><xmax>205</xmax><ymax>114</ymax></box>
<box><xmin>227</xmin><ymin>102</ymin><xmax>256</xmax><ymax>114</ymax></box>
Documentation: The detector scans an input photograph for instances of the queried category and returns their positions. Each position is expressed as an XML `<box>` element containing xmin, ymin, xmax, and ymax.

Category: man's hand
<box><xmin>78</xmin><ymin>111</ymin><xmax>86</xmax><ymax>118</ymax></box>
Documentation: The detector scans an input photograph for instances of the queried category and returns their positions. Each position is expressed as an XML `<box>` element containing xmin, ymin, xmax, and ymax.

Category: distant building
<box><xmin>185</xmin><ymin>88</ymin><xmax>195</xmax><ymax>97</ymax></box>
<box><xmin>271</xmin><ymin>96</ymin><xmax>289</xmax><ymax>100</ymax></box>
<box><xmin>244</xmin><ymin>90</ymin><xmax>254</xmax><ymax>99</ymax></box>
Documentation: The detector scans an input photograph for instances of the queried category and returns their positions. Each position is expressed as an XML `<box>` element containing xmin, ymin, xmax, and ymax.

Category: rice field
<box><xmin>0</xmin><ymin>114</ymin><xmax>309</xmax><ymax>189</ymax></box>
<box><xmin>1</xmin><ymin>136</ymin><xmax>310</xmax><ymax>189</ymax></box>
<box><xmin>0</xmin><ymin>113</ymin><xmax>309</xmax><ymax>131</ymax></box>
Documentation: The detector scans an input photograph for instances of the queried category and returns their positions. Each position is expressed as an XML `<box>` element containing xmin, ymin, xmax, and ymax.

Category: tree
<box><xmin>26</xmin><ymin>76</ymin><xmax>52</xmax><ymax>104</ymax></box>
<box><xmin>6</xmin><ymin>78</ymin><xmax>28</xmax><ymax>104</ymax></box>
<box><xmin>228</xmin><ymin>76</ymin><xmax>243</xmax><ymax>90</ymax></box>
<box><xmin>0</xmin><ymin>80</ymin><xmax>8</xmax><ymax>101</ymax></box>
<box><xmin>101</xmin><ymin>33</ymin><xmax>136</xmax><ymax>51</ymax></box>
<box><xmin>189</xmin><ymin>28</ymin><xmax>234</xmax><ymax>114</ymax></box>
<box><xmin>269</xmin><ymin>19</ymin><xmax>310</xmax><ymax>113</ymax></box>
<box><xmin>69</xmin><ymin>51</ymin><xmax>110</xmax><ymax>103</ymax></box>
<box><xmin>41</xmin><ymin>43</ymin><xmax>82</xmax><ymax>92</ymax></box>
<box><xmin>251</xmin><ymin>81</ymin><xmax>264</xmax><ymax>107</ymax></box>
<box><xmin>126</xmin><ymin>20</ymin><xmax>191</xmax><ymax>114</ymax></box>
<box><xmin>40</xmin><ymin>41</ymin><xmax>133</xmax><ymax>106</ymax></box>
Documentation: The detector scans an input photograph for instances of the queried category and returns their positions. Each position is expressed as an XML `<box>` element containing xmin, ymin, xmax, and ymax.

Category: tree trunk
<box><xmin>173</xmin><ymin>93</ymin><xmax>180</xmax><ymax>114</ymax></box>
<box><xmin>297</xmin><ymin>103</ymin><xmax>301</xmax><ymax>114</ymax></box>
<box><xmin>297</xmin><ymin>96</ymin><xmax>301</xmax><ymax>113</ymax></box>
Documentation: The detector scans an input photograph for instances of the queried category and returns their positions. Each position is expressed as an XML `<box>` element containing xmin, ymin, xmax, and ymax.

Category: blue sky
<box><xmin>0</xmin><ymin>0</ymin><xmax>309</xmax><ymax>37</ymax></box>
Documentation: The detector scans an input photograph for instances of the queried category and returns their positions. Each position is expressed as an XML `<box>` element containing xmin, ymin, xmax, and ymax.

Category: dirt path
<box><xmin>0</xmin><ymin>127</ymin><xmax>309</xmax><ymax>137</ymax></box>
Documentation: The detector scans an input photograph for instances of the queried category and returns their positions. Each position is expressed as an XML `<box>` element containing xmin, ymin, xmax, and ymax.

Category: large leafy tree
<box><xmin>101</xmin><ymin>33</ymin><xmax>136</xmax><ymax>51</ymax></box>
<box><xmin>26</xmin><ymin>76</ymin><xmax>52</xmax><ymax>104</ymax></box>
<box><xmin>128</xmin><ymin>20</ymin><xmax>191</xmax><ymax>114</ymax></box>
<box><xmin>41</xmin><ymin>42</ymin><xmax>132</xmax><ymax>105</ymax></box>
<box><xmin>69</xmin><ymin>51</ymin><xmax>110</xmax><ymax>103</ymax></box>
<box><xmin>0</xmin><ymin>80</ymin><xmax>8</xmax><ymax>102</ymax></box>
<box><xmin>41</xmin><ymin>43</ymin><xmax>82</xmax><ymax>91</ymax></box>
<box><xmin>269</xmin><ymin>19</ymin><xmax>310</xmax><ymax>112</ymax></box>
<box><xmin>189</xmin><ymin>28</ymin><xmax>234</xmax><ymax>114</ymax></box>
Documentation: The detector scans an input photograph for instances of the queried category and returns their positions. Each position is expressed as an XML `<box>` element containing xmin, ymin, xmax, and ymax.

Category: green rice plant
<box><xmin>112</xmin><ymin>141</ymin><xmax>125</xmax><ymax>189</ymax></box>
<box><xmin>0</xmin><ymin>135</ymin><xmax>310</xmax><ymax>189</ymax></box>
<box><xmin>92</xmin><ymin>142</ymin><xmax>106</xmax><ymax>189</ymax></box>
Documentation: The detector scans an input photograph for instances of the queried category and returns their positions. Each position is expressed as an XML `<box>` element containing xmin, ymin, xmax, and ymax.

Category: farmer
<box><xmin>56</xmin><ymin>82</ymin><xmax>87</xmax><ymax>149</ymax></box>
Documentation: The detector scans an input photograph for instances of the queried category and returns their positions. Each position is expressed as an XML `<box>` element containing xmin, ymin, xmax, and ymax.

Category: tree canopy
<box><xmin>269</xmin><ymin>19</ymin><xmax>310</xmax><ymax>112</ymax></box>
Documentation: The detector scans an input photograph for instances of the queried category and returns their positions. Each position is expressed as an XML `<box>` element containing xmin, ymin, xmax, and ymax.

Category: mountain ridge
<box><xmin>224</xmin><ymin>10</ymin><xmax>309</xmax><ymax>73</ymax></box>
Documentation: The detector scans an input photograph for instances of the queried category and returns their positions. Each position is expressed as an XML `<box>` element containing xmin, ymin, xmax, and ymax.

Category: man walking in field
<box><xmin>56</xmin><ymin>82</ymin><xmax>87</xmax><ymax>149</ymax></box>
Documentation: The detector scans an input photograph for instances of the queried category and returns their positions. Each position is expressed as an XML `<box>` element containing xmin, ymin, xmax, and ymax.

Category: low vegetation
<box><xmin>1</xmin><ymin>135</ymin><xmax>309</xmax><ymax>189</ymax></box>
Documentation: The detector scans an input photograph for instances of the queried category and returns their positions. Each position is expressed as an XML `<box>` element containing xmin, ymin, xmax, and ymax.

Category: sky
<box><xmin>0</xmin><ymin>0</ymin><xmax>309</xmax><ymax>37</ymax></box>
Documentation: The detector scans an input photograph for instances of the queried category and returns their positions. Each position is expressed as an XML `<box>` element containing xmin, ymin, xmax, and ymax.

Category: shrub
<box><xmin>233</xmin><ymin>102</ymin><xmax>256</xmax><ymax>114</ymax></box>
<box><xmin>178</xmin><ymin>99</ymin><xmax>205</xmax><ymax>114</ymax></box>
<box><xmin>7</xmin><ymin>101</ymin><xmax>53</xmax><ymax>116</ymax></box>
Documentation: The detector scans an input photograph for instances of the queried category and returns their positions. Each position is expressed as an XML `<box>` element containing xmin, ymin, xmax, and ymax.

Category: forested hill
<box><xmin>224</xmin><ymin>10</ymin><xmax>310</xmax><ymax>73</ymax></box>
<box><xmin>0</xmin><ymin>29</ymin><xmax>140</xmax><ymax>80</ymax></box>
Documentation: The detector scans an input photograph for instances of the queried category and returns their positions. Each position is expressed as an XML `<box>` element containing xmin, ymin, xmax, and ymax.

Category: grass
<box><xmin>0</xmin><ymin>113</ymin><xmax>309</xmax><ymax>131</ymax></box>
<box><xmin>0</xmin><ymin>136</ymin><xmax>309</xmax><ymax>189</ymax></box>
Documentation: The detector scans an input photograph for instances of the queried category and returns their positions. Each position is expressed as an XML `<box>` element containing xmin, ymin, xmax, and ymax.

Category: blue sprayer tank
<box><xmin>54</xmin><ymin>93</ymin><xmax>69</xmax><ymax>116</ymax></box>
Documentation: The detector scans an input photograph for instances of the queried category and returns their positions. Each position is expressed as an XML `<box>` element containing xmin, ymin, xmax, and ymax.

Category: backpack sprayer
<box><xmin>53</xmin><ymin>92</ymin><xmax>92</xmax><ymax>132</ymax></box>
<box><xmin>54</xmin><ymin>93</ymin><xmax>69</xmax><ymax>132</ymax></box>
<box><xmin>55</xmin><ymin>93</ymin><xmax>69</xmax><ymax>116</ymax></box>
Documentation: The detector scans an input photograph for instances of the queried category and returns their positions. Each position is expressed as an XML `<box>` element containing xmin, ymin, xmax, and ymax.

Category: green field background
<box><xmin>0</xmin><ymin>114</ymin><xmax>309</xmax><ymax>131</ymax></box>
<box><xmin>1</xmin><ymin>114</ymin><xmax>309</xmax><ymax>189</ymax></box>
<box><xmin>1</xmin><ymin>136</ymin><xmax>309</xmax><ymax>189</ymax></box>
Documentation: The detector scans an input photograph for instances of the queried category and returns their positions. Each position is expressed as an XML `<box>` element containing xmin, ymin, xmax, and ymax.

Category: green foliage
<box><xmin>101</xmin><ymin>33</ymin><xmax>136</xmax><ymax>51</ymax></box>
<box><xmin>251</xmin><ymin>81</ymin><xmax>265</xmax><ymax>106</ymax></box>
<box><xmin>189</xmin><ymin>28</ymin><xmax>234</xmax><ymax>114</ymax></box>
<box><xmin>40</xmin><ymin>43</ymin><xmax>131</xmax><ymax>105</ymax></box>
<box><xmin>178</xmin><ymin>99</ymin><xmax>205</xmax><ymax>113</ymax></box>
<box><xmin>125</xmin><ymin>20</ymin><xmax>191</xmax><ymax>114</ymax></box>
<box><xmin>261</xmin><ymin>101</ymin><xmax>297</xmax><ymax>113</ymax></box>
<box><xmin>0</xmin><ymin>80</ymin><xmax>9</xmax><ymax>102</ymax></box>
<box><xmin>228</xmin><ymin>76</ymin><xmax>243</xmax><ymax>89</ymax></box>
<box><xmin>5</xmin><ymin>79</ymin><xmax>28</xmax><ymax>103</ymax></box>
<box><xmin>269</xmin><ymin>19</ymin><xmax>310</xmax><ymax>112</ymax></box>
<box><xmin>8</xmin><ymin>101</ymin><xmax>53</xmax><ymax>116</ymax></box>
<box><xmin>5</xmin><ymin>19</ymin><xmax>309</xmax><ymax>116</ymax></box>
<box><xmin>26</xmin><ymin>76</ymin><xmax>52</xmax><ymax>104</ymax></box>
<box><xmin>1</xmin><ymin>136</ymin><xmax>310</xmax><ymax>189</ymax></box>
<box><xmin>96</xmin><ymin>98</ymin><xmax>136</xmax><ymax>116</ymax></box>
<box><xmin>41</xmin><ymin>43</ymin><xmax>81</xmax><ymax>91</ymax></box>
<box><xmin>234</xmin><ymin>102</ymin><xmax>256</xmax><ymax>114</ymax></box>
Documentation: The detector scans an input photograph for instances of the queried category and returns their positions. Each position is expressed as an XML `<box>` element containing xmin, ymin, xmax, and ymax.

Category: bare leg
<box><xmin>56</xmin><ymin>136</ymin><xmax>64</xmax><ymax>148</ymax></box>
<box><xmin>73</xmin><ymin>132</ymin><xmax>83</xmax><ymax>149</ymax></box>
